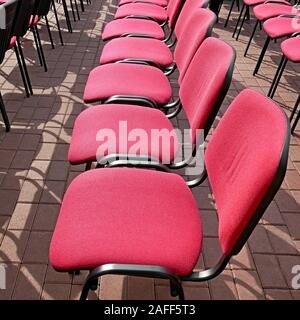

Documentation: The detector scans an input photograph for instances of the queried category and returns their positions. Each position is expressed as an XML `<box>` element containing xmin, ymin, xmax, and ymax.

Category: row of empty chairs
<box><xmin>221</xmin><ymin>0</ymin><xmax>299</xmax><ymax>132</ymax></box>
<box><xmin>0</xmin><ymin>0</ymin><xmax>91</xmax><ymax>132</ymax></box>
<box><xmin>48</xmin><ymin>0</ymin><xmax>291</xmax><ymax>300</ymax></box>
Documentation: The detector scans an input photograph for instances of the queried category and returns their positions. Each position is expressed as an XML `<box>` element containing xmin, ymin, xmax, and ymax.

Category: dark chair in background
<box><xmin>0</xmin><ymin>0</ymin><xmax>21</xmax><ymax>131</ymax></box>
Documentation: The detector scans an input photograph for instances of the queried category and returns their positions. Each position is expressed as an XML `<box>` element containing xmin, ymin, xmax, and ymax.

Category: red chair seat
<box><xmin>9</xmin><ymin>36</ymin><xmax>16</xmax><ymax>49</ymax></box>
<box><xmin>102</xmin><ymin>18</ymin><xmax>165</xmax><ymax>41</ymax></box>
<box><xmin>244</xmin><ymin>0</ymin><xmax>289</xmax><ymax>5</ymax></box>
<box><xmin>281</xmin><ymin>37</ymin><xmax>300</xmax><ymax>62</ymax></box>
<box><xmin>83</xmin><ymin>63</ymin><xmax>172</xmax><ymax>105</ymax></box>
<box><xmin>253</xmin><ymin>4</ymin><xmax>296</xmax><ymax>21</ymax></box>
<box><xmin>263</xmin><ymin>17</ymin><xmax>300</xmax><ymax>39</ymax></box>
<box><xmin>114</xmin><ymin>3</ymin><xmax>168</xmax><ymax>22</ymax></box>
<box><xmin>99</xmin><ymin>37</ymin><xmax>173</xmax><ymax>67</ymax></box>
<box><xmin>119</xmin><ymin>0</ymin><xmax>168</xmax><ymax>6</ymax></box>
<box><xmin>68</xmin><ymin>104</ymin><xmax>179</xmax><ymax>164</ymax></box>
<box><xmin>49</xmin><ymin>168</ymin><xmax>202</xmax><ymax>276</ymax></box>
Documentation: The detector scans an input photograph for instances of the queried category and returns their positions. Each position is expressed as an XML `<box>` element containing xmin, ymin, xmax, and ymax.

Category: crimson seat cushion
<box><xmin>99</xmin><ymin>37</ymin><xmax>173</xmax><ymax>67</ymax></box>
<box><xmin>68</xmin><ymin>104</ymin><xmax>179</xmax><ymax>164</ymax></box>
<box><xmin>9</xmin><ymin>36</ymin><xmax>16</xmax><ymax>50</ymax></box>
<box><xmin>83</xmin><ymin>63</ymin><xmax>172</xmax><ymax>105</ymax></box>
<box><xmin>253</xmin><ymin>4</ymin><xmax>295</xmax><ymax>21</ymax></box>
<box><xmin>205</xmin><ymin>89</ymin><xmax>287</xmax><ymax>256</ymax></box>
<box><xmin>114</xmin><ymin>3</ymin><xmax>168</xmax><ymax>22</ymax></box>
<box><xmin>119</xmin><ymin>0</ymin><xmax>168</xmax><ymax>6</ymax></box>
<box><xmin>49</xmin><ymin>168</ymin><xmax>202</xmax><ymax>276</ymax></box>
<box><xmin>281</xmin><ymin>37</ymin><xmax>300</xmax><ymax>62</ymax></box>
<box><xmin>244</xmin><ymin>0</ymin><xmax>289</xmax><ymax>5</ymax></box>
<box><xmin>263</xmin><ymin>17</ymin><xmax>300</xmax><ymax>38</ymax></box>
<box><xmin>102</xmin><ymin>19</ymin><xmax>165</xmax><ymax>41</ymax></box>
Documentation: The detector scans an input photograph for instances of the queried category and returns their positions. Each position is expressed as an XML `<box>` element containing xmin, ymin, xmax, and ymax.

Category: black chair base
<box><xmin>0</xmin><ymin>93</ymin><xmax>10</xmax><ymax>132</ymax></box>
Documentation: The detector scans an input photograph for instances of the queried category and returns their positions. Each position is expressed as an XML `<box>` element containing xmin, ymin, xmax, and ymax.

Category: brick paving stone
<box><xmin>233</xmin><ymin>270</ymin><xmax>265</xmax><ymax>300</ymax></box>
<box><xmin>253</xmin><ymin>254</ymin><xmax>287</xmax><ymax>289</ymax></box>
<box><xmin>12</xmin><ymin>264</ymin><xmax>47</xmax><ymax>300</ymax></box>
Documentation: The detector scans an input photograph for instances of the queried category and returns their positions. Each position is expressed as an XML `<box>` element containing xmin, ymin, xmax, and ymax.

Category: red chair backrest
<box><xmin>174</xmin><ymin>8</ymin><xmax>217</xmax><ymax>84</ymax></box>
<box><xmin>205</xmin><ymin>89</ymin><xmax>290</xmax><ymax>257</ymax></box>
<box><xmin>179</xmin><ymin>37</ymin><xmax>236</xmax><ymax>144</ymax></box>
<box><xmin>167</xmin><ymin>0</ymin><xmax>185</xmax><ymax>29</ymax></box>
<box><xmin>174</xmin><ymin>0</ymin><xmax>209</xmax><ymax>39</ymax></box>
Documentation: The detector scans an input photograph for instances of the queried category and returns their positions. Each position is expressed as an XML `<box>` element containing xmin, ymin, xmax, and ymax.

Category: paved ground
<box><xmin>0</xmin><ymin>0</ymin><xmax>299</xmax><ymax>300</ymax></box>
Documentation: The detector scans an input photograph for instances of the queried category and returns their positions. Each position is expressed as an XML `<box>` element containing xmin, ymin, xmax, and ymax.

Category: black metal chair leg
<box><xmin>268</xmin><ymin>55</ymin><xmax>287</xmax><ymax>98</ymax></box>
<box><xmin>232</xmin><ymin>4</ymin><xmax>245</xmax><ymax>38</ymax></box>
<box><xmin>224</xmin><ymin>0</ymin><xmax>235</xmax><ymax>28</ymax></box>
<box><xmin>253</xmin><ymin>36</ymin><xmax>271</xmax><ymax>75</ymax></box>
<box><xmin>292</xmin><ymin>110</ymin><xmax>300</xmax><ymax>134</ymax></box>
<box><xmin>236</xmin><ymin>6</ymin><xmax>249</xmax><ymax>40</ymax></box>
<box><xmin>62</xmin><ymin>0</ymin><xmax>73</xmax><ymax>33</ymax></box>
<box><xmin>75</xmin><ymin>0</ymin><xmax>80</xmax><ymax>20</ymax></box>
<box><xmin>14</xmin><ymin>44</ymin><xmax>30</xmax><ymax>98</ymax></box>
<box><xmin>70</xmin><ymin>0</ymin><xmax>76</xmax><ymax>22</ymax></box>
<box><xmin>34</xmin><ymin>26</ymin><xmax>48</xmax><ymax>72</ymax></box>
<box><xmin>52</xmin><ymin>0</ymin><xmax>64</xmax><ymax>46</ymax></box>
<box><xmin>32</xmin><ymin>26</ymin><xmax>43</xmax><ymax>67</ymax></box>
<box><xmin>45</xmin><ymin>15</ymin><xmax>55</xmax><ymax>49</ymax></box>
<box><xmin>16</xmin><ymin>38</ymin><xmax>33</xmax><ymax>96</ymax></box>
<box><xmin>0</xmin><ymin>93</ymin><xmax>10</xmax><ymax>132</ymax></box>
<box><xmin>236</xmin><ymin>0</ymin><xmax>240</xmax><ymax>11</ymax></box>
<box><xmin>244</xmin><ymin>19</ymin><xmax>259</xmax><ymax>56</ymax></box>
<box><xmin>79</xmin><ymin>0</ymin><xmax>85</xmax><ymax>12</ymax></box>
<box><xmin>290</xmin><ymin>95</ymin><xmax>300</xmax><ymax>134</ymax></box>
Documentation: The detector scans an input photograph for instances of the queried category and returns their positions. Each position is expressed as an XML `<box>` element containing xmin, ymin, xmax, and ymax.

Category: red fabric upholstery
<box><xmin>99</xmin><ymin>37</ymin><xmax>173</xmax><ymax>67</ymax></box>
<box><xmin>114</xmin><ymin>3</ymin><xmax>168</xmax><ymax>22</ymax></box>
<box><xmin>166</xmin><ymin>0</ymin><xmax>185</xmax><ymax>28</ymax></box>
<box><xmin>119</xmin><ymin>0</ymin><xmax>168</xmax><ymax>6</ymax></box>
<box><xmin>49</xmin><ymin>168</ymin><xmax>202</xmax><ymax>276</ymax></box>
<box><xmin>253</xmin><ymin>4</ymin><xmax>295</xmax><ymax>21</ymax></box>
<box><xmin>179</xmin><ymin>37</ymin><xmax>234</xmax><ymax>144</ymax></box>
<box><xmin>174</xmin><ymin>0</ymin><xmax>209</xmax><ymax>39</ymax></box>
<box><xmin>263</xmin><ymin>17</ymin><xmax>300</xmax><ymax>39</ymax></box>
<box><xmin>243</xmin><ymin>0</ymin><xmax>290</xmax><ymax>5</ymax></box>
<box><xmin>68</xmin><ymin>104</ymin><xmax>179</xmax><ymax>164</ymax></box>
<box><xmin>205</xmin><ymin>89</ymin><xmax>287</xmax><ymax>256</ymax></box>
<box><xmin>9</xmin><ymin>36</ymin><xmax>16</xmax><ymax>49</ymax></box>
<box><xmin>101</xmin><ymin>18</ymin><xmax>165</xmax><ymax>41</ymax></box>
<box><xmin>175</xmin><ymin>8</ymin><xmax>216</xmax><ymax>84</ymax></box>
<box><xmin>281</xmin><ymin>37</ymin><xmax>300</xmax><ymax>62</ymax></box>
<box><xmin>83</xmin><ymin>63</ymin><xmax>172</xmax><ymax>105</ymax></box>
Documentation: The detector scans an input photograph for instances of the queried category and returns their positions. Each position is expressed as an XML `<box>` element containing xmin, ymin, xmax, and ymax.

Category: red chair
<box><xmin>224</xmin><ymin>0</ymin><xmax>290</xmax><ymax>34</ymax></box>
<box><xmin>68</xmin><ymin>37</ymin><xmax>235</xmax><ymax>169</ymax></box>
<box><xmin>244</xmin><ymin>2</ymin><xmax>299</xmax><ymax>56</ymax></box>
<box><xmin>113</xmin><ymin>2</ymin><xmax>170</xmax><ymax>23</ymax></box>
<box><xmin>234</xmin><ymin>0</ymin><xmax>293</xmax><ymax>40</ymax></box>
<box><xmin>101</xmin><ymin>0</ymin><xmax>186</xmax><ymax>41</ymax></box>
<box><xmin>49</xmin><ymin>89</ymin><xmax>290</xmax><ymax>300</ymax></box>
<box><xmin>253</xmin><ymin>14</ymin><xmax>300</xmax><ymax>75</ymax></box>
<box><xmin>84</xmin><ymin>9</ymin><xmax>218</xmax><ymax>108</ymax></box>
<box><xmin>267</xmin><ymin>35</ymin><xmax>300</xmax><ymax>134</ymax></box>
<box><xmin>99</xmin><ymin>6</ymin><xmax>216</xmax><ymax>73</ymax></box>
<box><xmin>119</xmin><ymin>0</ymin><xmax>168</xmax><ymax>6</ymax></box>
